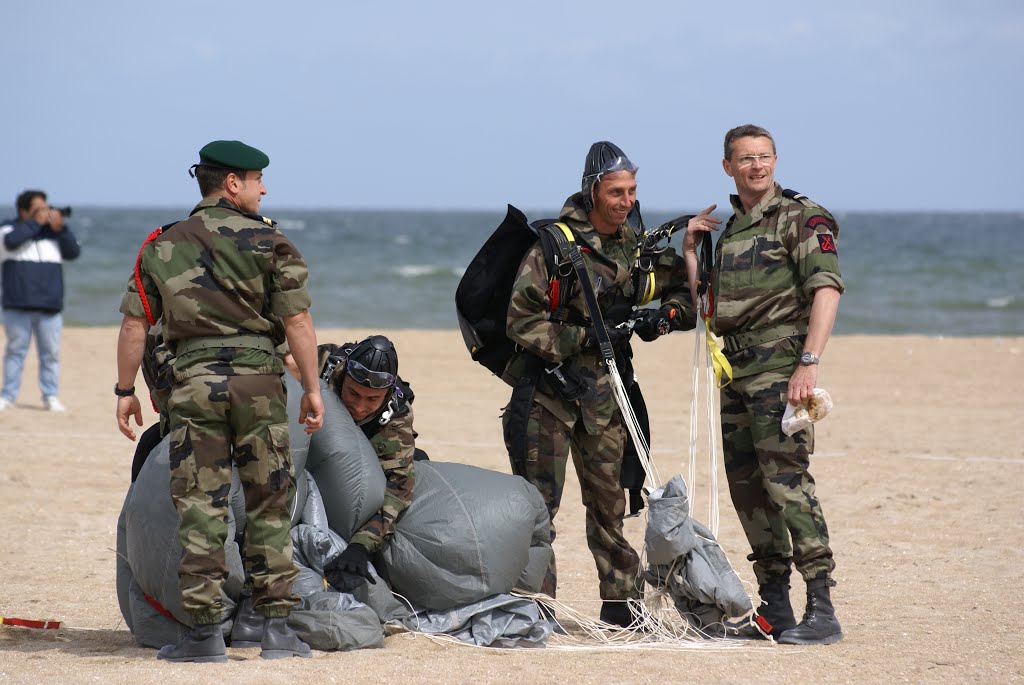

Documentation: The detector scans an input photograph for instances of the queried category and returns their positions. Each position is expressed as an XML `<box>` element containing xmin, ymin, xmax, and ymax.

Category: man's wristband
<box><xmin>114</xmin><ymin>384</ymin><xmax>136</xmax><ymax>397</ymax></box>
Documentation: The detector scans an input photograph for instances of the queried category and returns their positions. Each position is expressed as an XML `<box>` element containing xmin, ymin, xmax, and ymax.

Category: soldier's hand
<box><xmin>582</xmin><ymin>323</ymin><xmax>629</xmax><ymax>352</ymax></box>
<box><xmin>117</xmin><ymin>395</ymin><xmax>143</xmax><ymax>441</ymax></box>
<box><xmin>632</xmin><ymin>304</ymin><xmax>683</xmax><ymax>342</ymax></box>
<box><xmin>683</xmin><ymin>204</ymin><xmax>720</xmax><ymax>256</ymax></box>
<box><xmin>299</xmin><ymin>390</ymin><xmax>324</xmax><ymax>434</ymax></box>
<box><xmin>788</xmin><ymin>364</ymin><xmax>818</xmax><ymax>406</ymax></box>
<box><xmin>324</xmin><ymin>543</ymin><xmax>376</xmax><ymax>592</ymax></box>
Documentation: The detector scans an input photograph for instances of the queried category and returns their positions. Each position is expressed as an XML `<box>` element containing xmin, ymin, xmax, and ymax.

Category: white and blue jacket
<box><xmin>0</xmin><ymin>218</ymin><xmax>81</xmax><ymax>313</ymax></box>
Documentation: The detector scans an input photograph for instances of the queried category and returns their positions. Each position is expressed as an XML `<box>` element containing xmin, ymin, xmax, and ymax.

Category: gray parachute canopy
<box><xmin>643</xmin><ymin>475</ymin><xmax>753</xmax><ymax>634</ymax></box>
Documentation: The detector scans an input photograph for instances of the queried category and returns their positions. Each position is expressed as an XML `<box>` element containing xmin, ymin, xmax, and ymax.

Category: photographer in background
<box><xmin>0</xmin><ymin>190</ymin><xmax>81</xmax><ymax>412</ymax></box>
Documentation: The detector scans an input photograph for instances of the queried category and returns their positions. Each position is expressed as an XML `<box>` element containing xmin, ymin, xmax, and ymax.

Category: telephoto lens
<box><xmin>55</xmin><ymin>206</ymin><xmax>72</xmax><ymax>217</ymax></box>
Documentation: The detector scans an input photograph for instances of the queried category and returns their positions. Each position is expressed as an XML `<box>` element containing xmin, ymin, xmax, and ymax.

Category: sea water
<box><xmin>7</xmin><ymin>206</ymin><xmax>1021</xmax><ymax>336</ymax></box>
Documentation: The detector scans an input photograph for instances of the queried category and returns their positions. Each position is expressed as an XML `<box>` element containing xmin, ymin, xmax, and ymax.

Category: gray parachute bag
<box><xmin>643</xmin><ymin>474</ymin><xmax>753</xmax><ymax>633</ymax></box>
<box><xmin>379</xmin><ymin>461</ymin><xmax>552</xmax><ymax>610</ymax></box>
<box><xmin>306</xmin><ymin>378</ymin><xmax>386</xmax><ymax>539</ymax></box>
<box><xmin>119</xmin><ymin>436</ymin><xmax>245</xmax><ymax>642</ymax></box>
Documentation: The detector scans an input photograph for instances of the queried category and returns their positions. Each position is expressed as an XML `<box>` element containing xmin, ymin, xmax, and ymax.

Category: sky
<box><xmin>2</xmin><ymin>1</ymin><xmax>1022</xmax><ymax>212</ymax></box>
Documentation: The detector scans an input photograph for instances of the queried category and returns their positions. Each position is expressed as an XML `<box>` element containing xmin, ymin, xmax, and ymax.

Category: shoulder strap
<box><xmin>547</xmin><ymin>222</ymin><xmax>615</xmax><ymax>365</ymax></box>
<box><xmin>134</xmin><ymin>221</ymin><xmax>179</xmax><ymax>326</ymax></box>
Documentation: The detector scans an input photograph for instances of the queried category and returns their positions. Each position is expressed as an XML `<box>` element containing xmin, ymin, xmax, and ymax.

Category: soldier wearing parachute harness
<box><xmin>312</xmin><ymin>335</ymin><xmax>421</xmax><ymax>591</ymax></box>
<box><xmin>500</xmin><ymin>141</ymin><xmax>698</xmax><ymax>628</ymax></box>
<box><xmin>115</xmin><ymin>140</ymin><xmax>323</xmax><ymax>662</ymax></box>
<box><xmin>683</xmin><ymin>124</ymin><xmax>844</xmax><ymax>645</ymax></box>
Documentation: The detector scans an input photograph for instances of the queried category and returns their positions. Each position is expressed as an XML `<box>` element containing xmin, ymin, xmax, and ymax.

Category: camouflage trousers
<box><xmin>167</xmin><ymin>373</ymin><xmax>299</xmax><ymax>625</ymax></box>
<box><xmin>502</xmin><ymin>401</ymin><xmax>641</xmax><ymax>601</ymax></box>
<box><xmin>720</xmin><ymin>368</ymin><xmax>835</xmax><ymax>585</ymax></box>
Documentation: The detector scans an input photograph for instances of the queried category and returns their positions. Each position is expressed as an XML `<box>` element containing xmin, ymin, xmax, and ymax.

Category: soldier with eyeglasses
<box><xmin>682</xmin><ymin>124</ymin><xmax>845</xmax><ymax>645</ymax></box>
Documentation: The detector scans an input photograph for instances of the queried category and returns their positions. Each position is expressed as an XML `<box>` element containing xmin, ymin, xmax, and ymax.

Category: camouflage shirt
<box><xmin>710</xmin><ymin>183</ymin><xmax>845</xmax><ymax>379</ymax></box>
<box><xmin>318</xmin><ymin>343</ymin><xmax>416</xmax><ymax>554</ymax></box>
<box><xmin>119</xmin><ymin>197</ymin><xmax>311</xmax><ymax>379</ymax></box>
<box><xmin>503</xmin><ymin>193</ymin><xmax>695</xmax><ymax>432</ymax></box>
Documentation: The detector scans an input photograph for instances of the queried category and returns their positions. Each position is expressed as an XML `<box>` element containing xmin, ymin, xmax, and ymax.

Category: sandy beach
<box><xmin>1</xmin><ymin>328</ymin><xmax>1021</xmax><ymax>684</ymax></box>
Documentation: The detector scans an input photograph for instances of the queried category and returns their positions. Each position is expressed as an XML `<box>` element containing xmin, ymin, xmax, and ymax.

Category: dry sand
<box><xmin>1</xmin><ymin>328</ymin><xmax>1022</xmax><ymax>684</ymax></box>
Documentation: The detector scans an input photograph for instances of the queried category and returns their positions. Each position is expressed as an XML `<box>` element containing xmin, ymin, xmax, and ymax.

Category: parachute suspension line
<box><xmin>687</xmin><ymin>297</ymin><xmax>724</xmax><ymax>537</ymax></box>
<box><xmin>702</xmin><ymin>315</ymin><xmax>722</xmax><ymax>535</ymax></box>
<box><xmin>607</xmin><ymin>357</ymin><xmax>660</xmax><ymax>489</ymax></box>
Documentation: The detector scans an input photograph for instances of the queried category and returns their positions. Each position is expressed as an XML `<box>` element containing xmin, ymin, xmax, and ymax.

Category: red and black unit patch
<box><xmin>817</xmin><ymin>233</ymin><xmax>837</xmax><ymax>255</ymax></box>
<box><xmin>806</xmin><ymin>215</ymin><xmax>833</xmax><ymax>231</ymax></box>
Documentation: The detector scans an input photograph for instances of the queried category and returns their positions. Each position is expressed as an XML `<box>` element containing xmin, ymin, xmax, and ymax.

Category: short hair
<box><xmin>723</xmin><ymin>124</ymin><xmax>776</xmax><ymax>160</ymax></box>
<box><xmin>16</xmin><ymin>190</ymin><xmax>46</xmax><ymax>214</ymax></box>
<box><xmin>195</xmin><ymin>165</ymin><xmax>245</xmax><ymax>197</ymax></box>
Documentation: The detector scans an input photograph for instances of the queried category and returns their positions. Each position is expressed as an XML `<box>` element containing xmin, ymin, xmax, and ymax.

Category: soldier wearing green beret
<box><xmin>115</xmin><ymin>140</ymin><xmax>324</xmax><ymax>662</ymax></box>
<box><xmin>683</xmin><ymin>125</ymin><xmax>844</xmax><ymax>645</ymax></box>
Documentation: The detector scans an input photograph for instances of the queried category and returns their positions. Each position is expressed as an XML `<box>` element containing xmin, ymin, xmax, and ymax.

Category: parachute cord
<box><xmin>607</xmin><ymin>358</ymin><xmax>659</xmax><ymax>489</ymax></box>
<box><xmin>688</xmin><ymin>296</ymin><xmax>724</xmax><ymax>537</ymax></box>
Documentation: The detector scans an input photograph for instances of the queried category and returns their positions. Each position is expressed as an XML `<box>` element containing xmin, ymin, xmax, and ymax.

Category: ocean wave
<box><xmin>393</xmin><ymin>264</ymin><xmax>465</xmax><ymax>279</ymax></box>
<box><xmin>986</xmin><ymin>296</ymin><xmax>1017</xmax><ymax>309</ymax></box>
<box><xmin>275</xmin><ymin>218</ymin><xmax>306</xmax><ymax>231</ymax></box>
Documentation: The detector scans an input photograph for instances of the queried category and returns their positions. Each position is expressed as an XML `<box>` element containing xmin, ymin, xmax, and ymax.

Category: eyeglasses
<box><xmin>346</xmin><ymin>358</ymin><xmax>396</xmax><ymax>389</ymax></box>
<box><xmin>734</xmin><ymin>154</ymin><xmax>776</xmax><ymax>167</ymax></box>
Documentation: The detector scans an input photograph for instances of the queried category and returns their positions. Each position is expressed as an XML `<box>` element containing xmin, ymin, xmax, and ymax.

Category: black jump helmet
<box><xmin>345</xmin><ymin>335</ymin><xmax>399</xmax><ymax>389</ymax></box>
<box><xmin>581</xmin><ymin>140</ymin><xmax>638</xmax><ymax>212</ymax></box>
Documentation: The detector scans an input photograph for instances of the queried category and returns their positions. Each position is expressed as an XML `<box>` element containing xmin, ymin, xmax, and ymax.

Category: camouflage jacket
<box><xmin>503</xmin><ymin>193</ymin><xmax>695</xmax><ymax>433</ymax></box>
<box><xmin>318</xmin><ymin>343</ymin><xmax>416</xmax><ymax>554</ymax></box>
<box><xmin>119</xmin><ymin>197</ymin><xmax>311</xmax><ymax>379</ymax></box>
<box><xmin>710</xmin><ymin>183</ymin><xmax>845</xmax><ymax>379</ymax></box>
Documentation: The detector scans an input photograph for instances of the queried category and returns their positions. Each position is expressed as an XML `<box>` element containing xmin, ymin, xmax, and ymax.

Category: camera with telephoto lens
<box><xmin>54</xmin><ymin>206</ymin><xmax>72</xmax><ymax>217</ymax></box>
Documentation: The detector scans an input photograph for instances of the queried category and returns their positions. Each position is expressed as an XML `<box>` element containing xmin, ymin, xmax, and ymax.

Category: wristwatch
<box><xmin>114</xmin><ymin>384</ymin><xmax>136</xmax><ymax>397</ymax></box>
<box><xmin>799</xmin><ymin>352</ymin><xmax>820</xmax><ymax>366</ymax></box>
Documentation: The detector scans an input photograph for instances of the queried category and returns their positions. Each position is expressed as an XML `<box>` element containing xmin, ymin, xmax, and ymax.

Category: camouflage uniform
<box><xmin>318</xmin><ymin>342</ymin><xmax>416</xmax><ymax>555</ymax></box>
<box><xmin>708</xmin><ymin>183</ymin><xmax>844</xmax><ymax>585</ymax></box>
<box><xmin>140</xmin><ymin>321</ymin><xmax>174</xmax><ymax>435</ymax></box>
<box><xmin>120</xmin><ymin>196</ymin><xmax>311</xmax><ymax>625</ymax></box>
<box><xmin>501</xmin><ymin>193</ymin><xmax>694</xmax><ymax>600</ymax></box>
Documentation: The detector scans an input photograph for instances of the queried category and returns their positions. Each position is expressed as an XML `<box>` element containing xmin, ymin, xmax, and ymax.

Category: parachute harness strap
<box><xmin>550</xmin><ymin>223</ymin><xmax>659</xmax><ymax>490</ymax></box>
<box><xmin>133</xmin><ymin>226</ymin><xmax>165</xmax><ymax>326</ymax></box>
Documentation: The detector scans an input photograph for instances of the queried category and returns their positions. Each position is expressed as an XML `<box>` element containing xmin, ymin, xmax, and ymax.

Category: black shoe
<box><xmin>260</xmin><ymin>616</ymin><xmax>311</xmax><ymax>660</ymax></box>
<box><xmin>599</xmin><ymin>600</ymin><xmax>635</xmax><ymax>630</ymax></box>
<box><xmin>779</xmin><ymin>578</ymin><xmax>844</xmax><ymax>645</ymax></box>
<box><xmin>229</xmin><ymin>597</ymin><xmax>263</xmax><ymax>648</ymax></box>
<box><xmin>752</xmin><ymin>576</ymin><xmax>798</xmax><ymax>639</ymax></box>
<box><xmin>157</xmin><ymin>623</ymin><xmax>227</xmax><ymax>663</ymax></box>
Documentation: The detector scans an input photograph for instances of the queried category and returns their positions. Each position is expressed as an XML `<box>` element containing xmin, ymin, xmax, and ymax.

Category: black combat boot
<box><xmin>156</xmin><ymin>623</ymin><xmax>227</xmax><ymax>663</ymax></box>
<box><xmin>229</xmin><ymin>596</ymin><xmax>263</xmax><ymax>648</ymax></box>
<box><xmin>599</xmin><ymin>600</ymin><xmax>635</xmax><ymax>630</ymax></box>
<box><xmin>729</xmin><ymin>576</ymin><xmax>796</xmax><ymax>640</ymax></box>
<box><xmin>779</xmin><ymin>577</ymin><xmax>843</xmax><ymax>645</ymax></box>
<box><xmin>259</xmin><ymin>616</ymin><xmax>312</xmax><ymax>660</ymax></box>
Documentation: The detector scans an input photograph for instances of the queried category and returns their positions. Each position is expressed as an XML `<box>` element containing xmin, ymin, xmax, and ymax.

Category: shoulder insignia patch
<box><xmin>817</xmin><ymin>233</ymin><xmax>837</xmax><ymax>255</ymax></box>
<box><xmin>806</xmin><ymin>215</ymin><xmax>834</xmax><ymax>231</ymax></box>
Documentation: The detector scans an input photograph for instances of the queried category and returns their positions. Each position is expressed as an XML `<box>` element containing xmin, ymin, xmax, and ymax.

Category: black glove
<box><xmin>632</xmin><ymin>304</ymin><xmax>682</xmax><ymax>342</ymax></box>
<box><xmin>582</xmin><ymin>322</ymin><xmax>631</xmax><ymax>351</ymax></box>
<box><xmin>324</xmin><ymin>543</ymin><xmax>376</xmax><ymax>592</ymax></box>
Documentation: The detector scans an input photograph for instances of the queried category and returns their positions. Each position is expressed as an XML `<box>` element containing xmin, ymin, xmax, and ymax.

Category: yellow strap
<box><xmin>640</xmin><ymin>272</ymin><xmax>656</xmax><ymax>305</ymax></box>
<box><xmin>554</xmin><ymin>222</ymin><xmax>576</xmax><ymax>244</ymax></box>
<box><xmin>705</xmin><ymin>317</ymin><xmax>733</xmax><ymax>387</ymax></box>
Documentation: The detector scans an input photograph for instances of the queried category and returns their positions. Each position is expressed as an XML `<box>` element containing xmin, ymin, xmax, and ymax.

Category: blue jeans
<box><xmin>2</xmin><ymin>309</ymin><xmax>63</xmax><ymax>401</ymax></box>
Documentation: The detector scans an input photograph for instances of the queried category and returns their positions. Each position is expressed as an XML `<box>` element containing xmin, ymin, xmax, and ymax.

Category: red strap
<box><xmin>134</xmin><ymin>227</ymin><xmax>164</xmax><ymax>326</ymax></box>
<box><xmin>547</xmin><ymin>277</ymin><xmax>561</xmax><ymax>312</ymax></box>
<box><xmin>1</xmin><ymin>616</ymin><xmax>62</xmax><ymax>630</ymax></box>
<box><xmin>142</xmin><ymin>592</ymin><xmax>175</xmax><ymax>619</ymax></box>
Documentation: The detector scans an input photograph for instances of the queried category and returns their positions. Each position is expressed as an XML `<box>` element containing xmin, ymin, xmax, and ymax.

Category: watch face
<box><xmin>801</xmin><ymin>353</ymin><xmax>818</xmax><ymax>365</ymax></box>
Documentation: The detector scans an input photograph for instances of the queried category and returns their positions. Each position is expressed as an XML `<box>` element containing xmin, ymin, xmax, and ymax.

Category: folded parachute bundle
<box><xmin>117</xmin><ymin>373</ymin><xmax>557</xmax><ymax>649</ymax></box>
<box><xmin>643</xmin><ymin>475</ymin><xmax>753</xmax><ymax>635</ymax></box>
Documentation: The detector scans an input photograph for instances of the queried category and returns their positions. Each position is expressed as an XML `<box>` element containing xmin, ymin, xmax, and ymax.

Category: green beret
<box><xmin>197</xmin><ymin>140</ymin><xmax>270</xmax><ymax>171</ymax></box>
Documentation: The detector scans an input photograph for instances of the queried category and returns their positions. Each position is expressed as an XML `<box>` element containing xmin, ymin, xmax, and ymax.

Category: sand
<box><xmin>1</xmin><ymin>329</ymin><xmax>1022</xmax><ymax>684</ymax></box>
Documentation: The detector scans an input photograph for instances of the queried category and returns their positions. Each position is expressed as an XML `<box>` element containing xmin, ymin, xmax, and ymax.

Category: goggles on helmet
<box><xmin>583</xmin><ymin>155</ymin><xmax>639</xmax><ymax>183</ymax></box>
<box><xmin>347</xmin><ymin>358</ymin><xmax>396</xmax><ymax>389</ymax></box>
